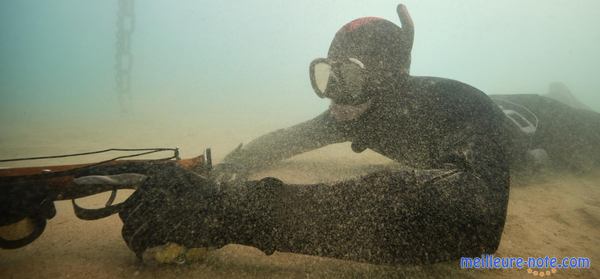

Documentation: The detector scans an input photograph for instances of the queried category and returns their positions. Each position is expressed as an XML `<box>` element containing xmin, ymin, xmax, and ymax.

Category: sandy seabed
<box><xmin>0</xmin><ymin>120</ymin><xmax>598</xmax><ymax>279</ymax></box>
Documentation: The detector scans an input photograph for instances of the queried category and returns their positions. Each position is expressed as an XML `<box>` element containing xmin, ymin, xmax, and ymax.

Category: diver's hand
<box><xmin>210</xmin><ymin>143</ymin><xmax>250</xmax><ymax>185</ymax></box>
<box><xmin>119</xmin><ymin>164</ymin><xmax>228</xmax><ymax>259</ymax></box>
<box><xmin>118</xmin><ymin>163</ymin><xmax>279</xmax><ymax>261</ymax></box>
<box><xmin>210</xmin><ymin>162</ymin><xmax>249</xmax><ymax>186</ymax></box>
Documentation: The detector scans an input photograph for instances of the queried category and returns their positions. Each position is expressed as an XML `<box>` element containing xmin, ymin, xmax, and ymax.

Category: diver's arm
<box><xmin>221</xmin><ymin>110</ymin><xmax>346</xmax><ymax>172</ymax></box>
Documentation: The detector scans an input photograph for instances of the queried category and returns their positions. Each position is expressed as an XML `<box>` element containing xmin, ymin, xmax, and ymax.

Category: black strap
<box><xmin>71</xmin><ymin>188</ymin><xmax>129</xmax><ymax>220</ymax></box>
<box><xmin>72</xmin><ymin>199</ymin><xmax>128</xmax><ymax>220</ymax></box>
<box><xmin>0</xmin><ymin>217</ymin><xmax>47</xmax><ymax>249</ymax></box>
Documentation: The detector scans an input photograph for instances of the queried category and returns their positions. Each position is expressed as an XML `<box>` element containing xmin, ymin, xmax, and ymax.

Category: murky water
<box><xmin>1</xmin><ymin>1</ymin><xmax>599</xmax><ymax>278</ymax></box>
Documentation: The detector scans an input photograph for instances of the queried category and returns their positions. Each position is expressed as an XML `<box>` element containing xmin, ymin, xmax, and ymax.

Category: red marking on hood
<box><xmin>342</xmin><ymin>17</ymin><xmax>383</xmax><ymax>32</ymax></box>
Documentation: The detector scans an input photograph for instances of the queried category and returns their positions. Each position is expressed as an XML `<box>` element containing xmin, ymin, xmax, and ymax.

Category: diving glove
<box><xmin>118</xmin><ymin>163</ymin><xmax>280</xmax><ymax>259</ymax></box>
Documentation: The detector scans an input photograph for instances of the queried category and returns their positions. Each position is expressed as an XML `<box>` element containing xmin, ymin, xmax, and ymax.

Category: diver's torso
<box><xmin>340</xmin><ymin>76</ymin><xmax>507</xmax><ymax>170</ymax></box>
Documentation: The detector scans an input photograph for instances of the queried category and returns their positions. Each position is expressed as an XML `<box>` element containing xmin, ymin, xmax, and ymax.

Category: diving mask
<box><xmin>309</xmin><ymin>57</ymin><xmax>367</xmax><ymax>105</ymax></box>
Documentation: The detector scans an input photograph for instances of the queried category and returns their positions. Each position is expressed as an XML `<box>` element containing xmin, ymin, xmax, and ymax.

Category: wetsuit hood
<box><xmin>328</xmin><ymin>17</ymin><xmax>412</xmax><ymax>74</ymax></box>
<box><xmin>324</xmin><ymin>7</ymin><xmax>414</xmax><ymax>105</ymax></box>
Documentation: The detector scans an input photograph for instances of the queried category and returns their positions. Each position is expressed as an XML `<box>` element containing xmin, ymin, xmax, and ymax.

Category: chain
<box><xmin>115</xmin><ymin>0</ymin><xmax>135</xmax><ymax>114</ymax></box>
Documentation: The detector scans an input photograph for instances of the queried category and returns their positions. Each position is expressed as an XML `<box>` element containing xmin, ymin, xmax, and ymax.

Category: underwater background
<box><xmin>1</xmin><ymin>1</ymin><xmax>599</xmax><ymax>278</ymax></box>
<box><xmin>1</xmin><ymin>0</ymin><xmax>599</xmax><ymax>161</ymax></box>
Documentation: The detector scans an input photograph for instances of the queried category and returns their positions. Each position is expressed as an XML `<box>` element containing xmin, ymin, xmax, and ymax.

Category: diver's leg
<box><xmin>493</xmin><ymin>94</ymin><xmax>600</xmax><ymax>172</ymax></box>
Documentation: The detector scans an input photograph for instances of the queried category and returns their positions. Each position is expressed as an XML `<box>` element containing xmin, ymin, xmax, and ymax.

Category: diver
<box><xmin>116</xmin><ymin>4</ymin><xmax>511</xmax><ymax>265</ymax></box>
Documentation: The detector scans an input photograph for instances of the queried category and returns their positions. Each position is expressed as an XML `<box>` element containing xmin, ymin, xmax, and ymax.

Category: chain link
<box><xmin>115</xmin><ymin>0</ymin><xmax>135</xmax><ymax>114</ymax></box>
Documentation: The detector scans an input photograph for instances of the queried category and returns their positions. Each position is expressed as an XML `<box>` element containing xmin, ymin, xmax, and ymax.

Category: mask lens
<box><xmin>339</xmin><ymin>62</ymin><xmax>365</xmax><ymax>98</ymax></box>
<box><xmin>310</xmin><ymin>58</ymin><xmax>366</xmax><ymax>101</ymax></box>
<box><xmin>313</xmin><ymin>62</ymin><xmax>332</xmax><ymax>95</ymax></box>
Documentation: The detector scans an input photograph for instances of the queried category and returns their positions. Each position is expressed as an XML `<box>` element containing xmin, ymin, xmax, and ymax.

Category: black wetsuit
<box><xmin>115</xmin><ymin>86</ymin><xmax>600</xmax><ymax>265</ymax></box>
<box><xmin>219</xmin><ymin>76</ymin><xmax>511</xmax><ymax>264</ymax></box>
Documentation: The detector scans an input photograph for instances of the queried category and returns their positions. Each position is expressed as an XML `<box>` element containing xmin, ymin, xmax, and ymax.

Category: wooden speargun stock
<box><xmin>0</xmin><ymin>148</ymin><xmax>212</xmax><ymax>249</ymax></box>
